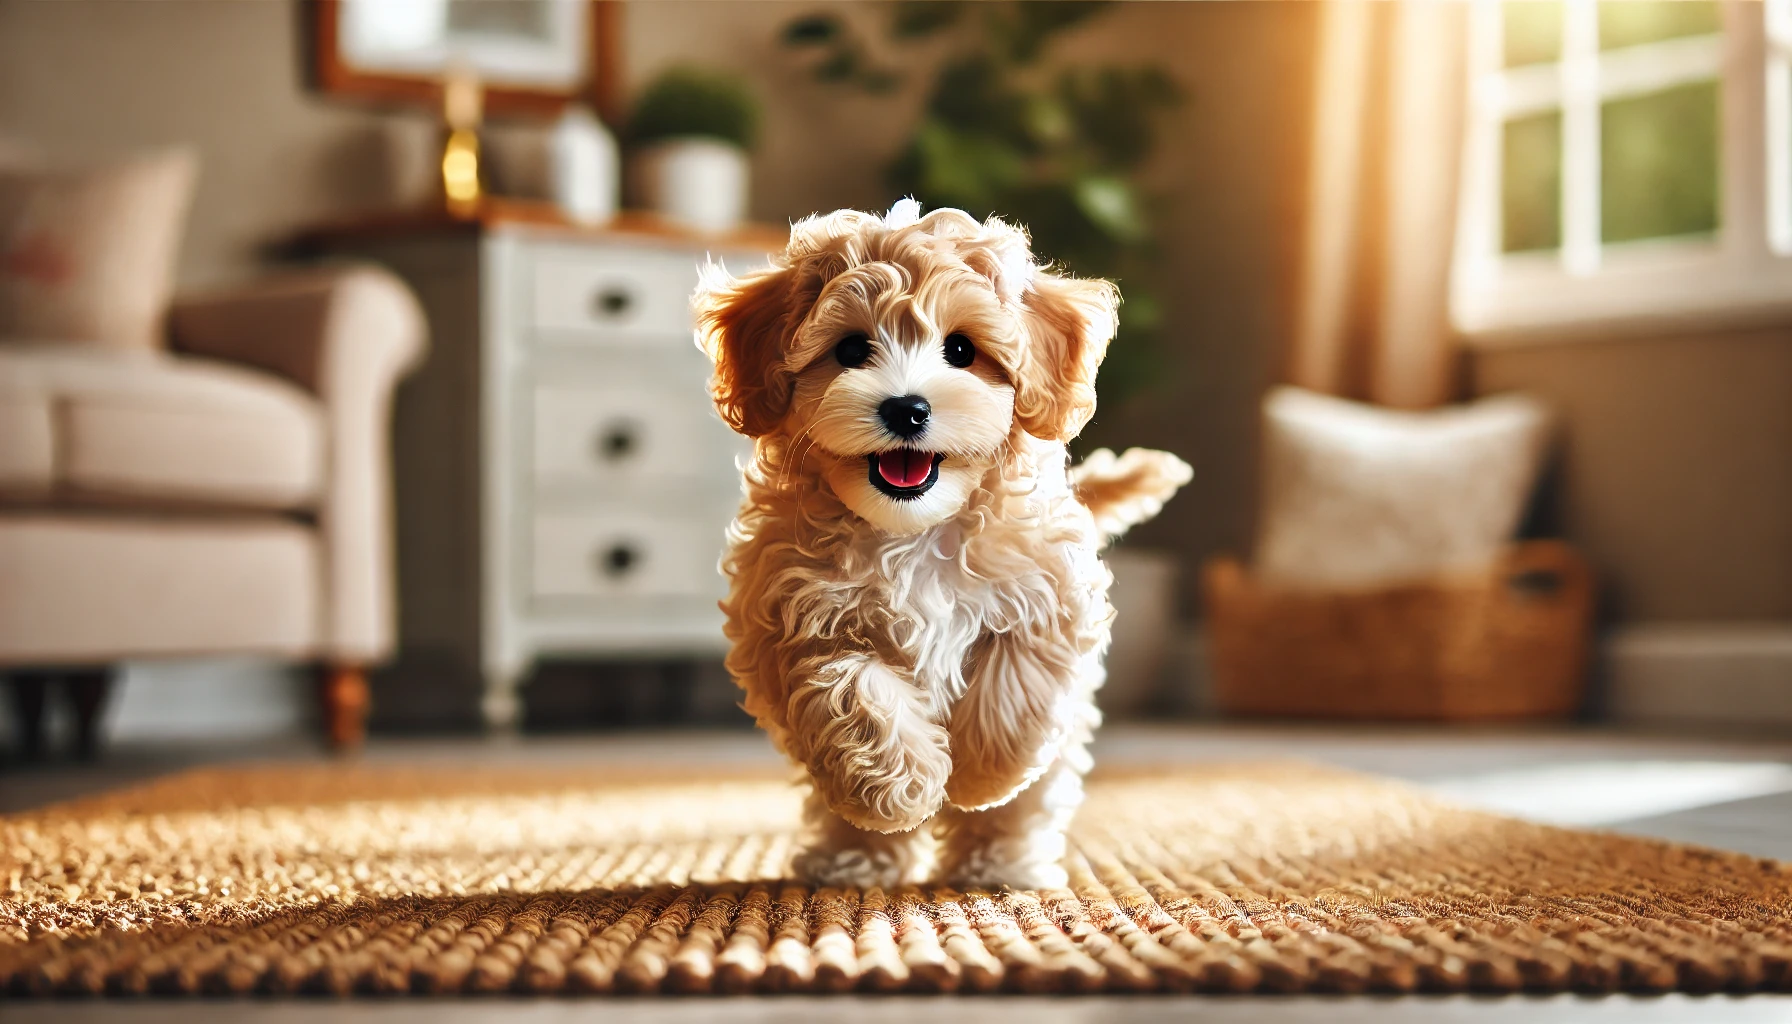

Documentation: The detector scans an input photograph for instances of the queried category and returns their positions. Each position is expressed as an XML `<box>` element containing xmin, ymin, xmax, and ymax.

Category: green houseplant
<box><xmin>630</xmin><ymin>67</ymin><xmax>762</xmax><ymax>151</ymax></box>
<box><xmin>629</xmin><ymin>66</ymin><xmax>763</xmax><ymax>233</ymax></box>
<box><xmin>782</xmin><ymin>1</ymin><xmax>1180</xmax><ymax>416</ymax></box>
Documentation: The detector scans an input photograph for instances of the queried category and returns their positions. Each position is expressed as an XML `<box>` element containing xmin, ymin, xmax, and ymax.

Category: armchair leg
<box><xmin>7</xmin><ymin>672</ymin><xmax>51</xmax><ymax>762</ymax></box>
<box><xmin>66</xmin><ymin>668</ymin><xmax>115</xmax><ymax>762</ymax></box>
<box><xmin>318</xmin><ymin>663</ymin><xmax>370</xmax><ymax>751</ymax></box>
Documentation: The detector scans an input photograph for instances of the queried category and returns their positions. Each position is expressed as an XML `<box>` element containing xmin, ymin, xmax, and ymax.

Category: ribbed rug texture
<box><xmin>4</xmin><ymin>762</ymin><xmax>1791</xmax><ymax>997</ymax></box>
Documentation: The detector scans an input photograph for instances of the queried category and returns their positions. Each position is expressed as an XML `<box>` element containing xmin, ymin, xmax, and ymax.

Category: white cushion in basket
<box><xmin>1254</xmin><ymin>387</ymin><xmax>1552</xmax><ymax>589</ymax></box>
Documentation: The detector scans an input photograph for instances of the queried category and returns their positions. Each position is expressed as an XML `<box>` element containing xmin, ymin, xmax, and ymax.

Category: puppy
<box><xmin>694</xmin><ymin>201</ymin><xmax>1190</xmax><ymax>889</ymax></box>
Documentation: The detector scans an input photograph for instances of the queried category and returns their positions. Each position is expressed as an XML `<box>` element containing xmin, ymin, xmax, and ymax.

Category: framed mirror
<box><xmin>311</xmin><ymin>0</ymin><xmax>619</xmax><ymax>120</ymax></box>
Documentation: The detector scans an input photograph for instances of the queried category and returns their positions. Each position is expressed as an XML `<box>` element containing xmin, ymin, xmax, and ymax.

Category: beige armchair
<box><xmin>0</xmin><ymin>265</ymin><xmax>426</xmax><ymax>756</ymax></box>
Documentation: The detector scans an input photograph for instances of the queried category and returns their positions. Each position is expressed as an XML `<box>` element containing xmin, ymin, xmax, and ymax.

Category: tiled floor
<box><xmin>9</xmin><ymin>722</ymin><xmax>1792</xmax><ymax>1023</ymax></box>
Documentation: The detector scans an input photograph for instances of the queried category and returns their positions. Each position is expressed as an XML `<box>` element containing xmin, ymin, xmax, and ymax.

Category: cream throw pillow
<box><xmin>1254</xmin><ymin>387</ymin><xmax>1553</xmax><ymax>589</ymax></box>
<box><xmin>0</xmin><ymin>147</ymin><xmax>197</xmax><ymax>350</ymax></box>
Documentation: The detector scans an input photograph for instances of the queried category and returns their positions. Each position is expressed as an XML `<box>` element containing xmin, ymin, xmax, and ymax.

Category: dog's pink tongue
<box><xmin>876</xmin><ymin>450</ymin><xmax>932</xmax><ymax>488</ymax></box>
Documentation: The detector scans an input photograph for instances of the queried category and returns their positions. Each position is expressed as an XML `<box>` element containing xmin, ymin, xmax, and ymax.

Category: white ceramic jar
<box><xmin>550</xmin><ymin>106</ymin><xmax>619</xmax><ymax>225</ymax></box>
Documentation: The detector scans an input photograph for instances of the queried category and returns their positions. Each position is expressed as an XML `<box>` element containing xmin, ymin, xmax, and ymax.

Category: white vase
<box><xmin>549</xmin><ymin>106</ymin><xmax>619</xmax><ymax>225</ymax></box>
<box><xmin>635</xmin><ymin>138</ymin><xmax>748</xmax><ymax>234</ymax></box>
<box><xmin>1101</xmin><ymin>548</ymin><xmax>1181</xmax><ymax>718</ymax></box>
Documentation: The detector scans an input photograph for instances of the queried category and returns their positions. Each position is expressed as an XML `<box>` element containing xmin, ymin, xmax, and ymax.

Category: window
<box><xmin>1453</xmin><ymin>1</ymin><xmax>1792</xmax><ymax>339</ymax></box>
<box><xmin>1770</xmin><ymin>0</ymin><xmax>1792</xmax><ymax>252</ymax></box>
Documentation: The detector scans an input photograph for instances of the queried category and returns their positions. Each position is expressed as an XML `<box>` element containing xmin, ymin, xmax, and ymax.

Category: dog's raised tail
<box><xmin>1070</xmin><ymin>447</ymin><xmax>1192</xmax><ymax>542</ymax></box>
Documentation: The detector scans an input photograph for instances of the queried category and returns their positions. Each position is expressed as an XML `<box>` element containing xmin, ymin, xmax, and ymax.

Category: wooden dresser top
<box><xmin>290</xmin><ymin>198</ymin><xmax>790</xmax><ymax>254</ymax></box>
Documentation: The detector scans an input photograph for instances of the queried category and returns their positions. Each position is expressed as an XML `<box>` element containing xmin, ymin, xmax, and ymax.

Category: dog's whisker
<box><xmin>781</xmin><ymin>425</ymin><xmax>821</xmax><ymax>492</ymax></box>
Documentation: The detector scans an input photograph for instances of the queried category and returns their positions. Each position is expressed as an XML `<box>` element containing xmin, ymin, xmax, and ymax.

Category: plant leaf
<box><xmin>913</xmin><ymin>120</ymin><xmax>1026</xmax><ymax>212</ymax></box>
<box><xmin>1023</xmin><ymin>93</ymin><xmax>1071</xmax><ymax>146</ymax></box>
<box><xmin>1073</xmin><ymin>176</ymin><xmax>1146</xmax><ymax>243</ymax></box>
<box><xmin>630</xmin><ymin>66</ymin><xmax>761</xmax><ymax>149</ymax></box>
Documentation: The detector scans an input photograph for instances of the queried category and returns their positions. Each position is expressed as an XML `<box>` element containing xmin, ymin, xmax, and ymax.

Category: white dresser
<box><xmin>313</xmin><ymin>208</ymin><xmax>781</xmax><ymax>729</ymax></box>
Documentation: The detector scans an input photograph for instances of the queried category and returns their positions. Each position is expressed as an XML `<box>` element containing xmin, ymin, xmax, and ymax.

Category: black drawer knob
<box><xmin>594</xmin><ymin>286</ymin><xmax>633</xmax><ymax>318</ymax></box>
<box><xmin>596</xmin><ymin>421</ymin><xmax>639</xmax><ymax>461</ymax></box>
<box><xmin>598</xmin><ymin>542</ymin><xmax>639</xmax><ymax>578</ymax></box>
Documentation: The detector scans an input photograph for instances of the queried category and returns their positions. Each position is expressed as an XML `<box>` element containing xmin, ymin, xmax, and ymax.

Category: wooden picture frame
<box><xmin>310</xmin><ymin>0</ymin><xmax>621</xmax><ymax>122</ymax></box>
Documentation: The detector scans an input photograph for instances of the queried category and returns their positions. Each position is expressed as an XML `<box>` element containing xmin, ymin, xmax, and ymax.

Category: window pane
<box><xmin>1503</xmin><ymin>112</ymin><xmax>1562</xmax><ymax>252</ymax></box>
<box><xmin>1504</xmin><ymin>2</ymin><xmax>1562</xmax><ymax>68</ymax></box>
<box><xmin>1598</xmin><ymin>1</ymin><xmax>1721</xmax><ymax>51</ymax></box>
<box><xmin>1601</xmin><ymin>81</ymin><xmax>1720</xmax><ymax>243</ymax></box>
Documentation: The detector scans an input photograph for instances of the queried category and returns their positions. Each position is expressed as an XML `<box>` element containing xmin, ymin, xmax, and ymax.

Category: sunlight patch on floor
<box><xmin>1424</xmin><ymin>761</ymin><xmax>1792</xmax><ymax>826</ymax></box>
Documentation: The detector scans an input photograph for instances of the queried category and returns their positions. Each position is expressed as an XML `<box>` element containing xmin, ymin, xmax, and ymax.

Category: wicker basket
<box><xmin>1203</xmin><ymin>541</ymin><xmax>1594</xmax><ymax>721</ymax></box>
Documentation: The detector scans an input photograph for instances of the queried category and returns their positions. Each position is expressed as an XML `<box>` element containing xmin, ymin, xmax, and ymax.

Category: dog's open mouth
<box><xmin>867</xmin><ymin>450</ymin><xmax>944</xmax><ymax>499</ymax></box>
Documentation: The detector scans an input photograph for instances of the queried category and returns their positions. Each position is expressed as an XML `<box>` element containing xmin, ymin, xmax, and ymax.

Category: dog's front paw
<box><xmin>944</xmin><ymin>760</ymin><xmax>1048</xmax><ymax>812</ymax></box>
<box><xmin>811</xmin><ymin>736</ymin><xmax>950</xmax><ymax>834</ymax></box>
<box><xmin>945</xmin><ymin>726</ymin><xmax>1062</xmax><ymax>811</ymax></box>
<box><xmin>792</xmin><ymin>655</ymin><xmax>951</xmax><ymax>834</ymax></box>
<box><xmin>945</xmin><ymin>854</ymin><xmax>1069</xmax><ymax>892</ymax></box>
<box><xmin>947</xmin><ymin>637</ymin><xmax>1076</xmax><ymax>811</ymax></box>
<box><xmin>937</xmin><ymin>808</ymin><xmax>1073</xmax><ymax>891</ymax></box>
<box><xmin>792</xmin><ymin>840</ymin><xmax>927</xmax><ymax>889</ymax></box>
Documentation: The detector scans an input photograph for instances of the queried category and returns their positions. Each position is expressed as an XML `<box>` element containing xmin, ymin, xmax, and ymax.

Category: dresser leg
<box><xmin>481</xmin><ymin>663</ymin><xmax>525</xmax><ymax>734</ymax></box>
<box><xmin>6</xmin><ymin>672</ymin><xmax>51</xmax><ymax>762</ymax></box>
<box><xmin>319</xmin><ymin>663</ymin><xmax>370</xmax><ymax>751</ymax></box>
<box><xmin>66</xmin><ymin>667</ymin><xmax>115</xmax><ymax>762</ymax></box>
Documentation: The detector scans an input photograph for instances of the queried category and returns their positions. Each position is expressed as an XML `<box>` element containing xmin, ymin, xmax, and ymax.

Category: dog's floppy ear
<box><xmin>1013</xmin><ymin>269</ymin><xmax>1120</xmax><ymax>442</ymax></box>
<box><xmin>695</xmin><ymin>262</ymin><xmax>797</xmax><ymax>437</ymax></box>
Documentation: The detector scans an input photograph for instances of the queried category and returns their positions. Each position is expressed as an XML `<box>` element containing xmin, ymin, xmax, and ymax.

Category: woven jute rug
<box><xmin>4</xmin><ymin>761</ymin><xmax>1791</xmax><ymax>997</ymax></box>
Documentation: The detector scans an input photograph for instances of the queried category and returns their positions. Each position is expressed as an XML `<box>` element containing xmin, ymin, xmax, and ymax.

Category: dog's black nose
<box><xmin>878</xmin><ymin>395</ymin><xmax>931</xmax><ymax>438</ymax></box>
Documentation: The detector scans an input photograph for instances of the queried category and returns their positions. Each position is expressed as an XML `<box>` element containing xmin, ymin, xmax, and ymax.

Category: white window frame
<box><xmin>1453</xmin><ymin>0</ymin><xmax>1792</xmax><ymax>345</ymax></box>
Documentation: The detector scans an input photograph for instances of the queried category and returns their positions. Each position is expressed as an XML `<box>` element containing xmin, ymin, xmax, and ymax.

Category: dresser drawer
<box><xmin>533</xmin><ymin>383</ymin><xmax>719</xmax><ymax>486</ymax></box>
<box><xmin>530</xmin><ymin>511</ymin><xmax>723</xmax><ymax>600</ymax></box>
<box><xmin>530</xmin><ymin>250</ymin><xmax>697</xmax><ymax>339</ymax></box>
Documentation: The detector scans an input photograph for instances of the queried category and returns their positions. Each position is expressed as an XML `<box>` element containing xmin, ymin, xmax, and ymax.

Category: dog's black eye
<box><xmin>943</xmin><ymin>333</ymin><xmax>976</xmax><ymax>368</ymax></box>
<box><xmin>834</xmin><ymin>333</ymin><xmax>872</xmax><ymax>368</ymax></box>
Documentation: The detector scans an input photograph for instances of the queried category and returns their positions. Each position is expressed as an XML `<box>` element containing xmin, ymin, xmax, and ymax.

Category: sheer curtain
<box><xmin>1287</xmin><ymin>0</ymin><xmax>1470</xmax><ymax>409</ymax></box>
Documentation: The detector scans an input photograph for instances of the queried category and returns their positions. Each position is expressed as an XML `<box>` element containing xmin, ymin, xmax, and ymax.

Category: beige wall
<box><xmin>0</xmin><ymin>0</ymin><xmax>397</xmax><ymax>289</ymax></box>
<box><xmin>0</xmin><ymin>0</ymin><xmax>1316</xmax><ymax>616</ymax></box>
<box><xmin>1473</xmin><ymin>328</ymin><xmax>1792</xmax><ymax>623</ymax></box>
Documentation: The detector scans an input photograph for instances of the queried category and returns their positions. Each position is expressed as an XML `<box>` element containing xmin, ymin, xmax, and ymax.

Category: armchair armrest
<box><xmin>168</xmin><ymin>264</ymin><xmax>428</xmax><ymax>663</ymax></box>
